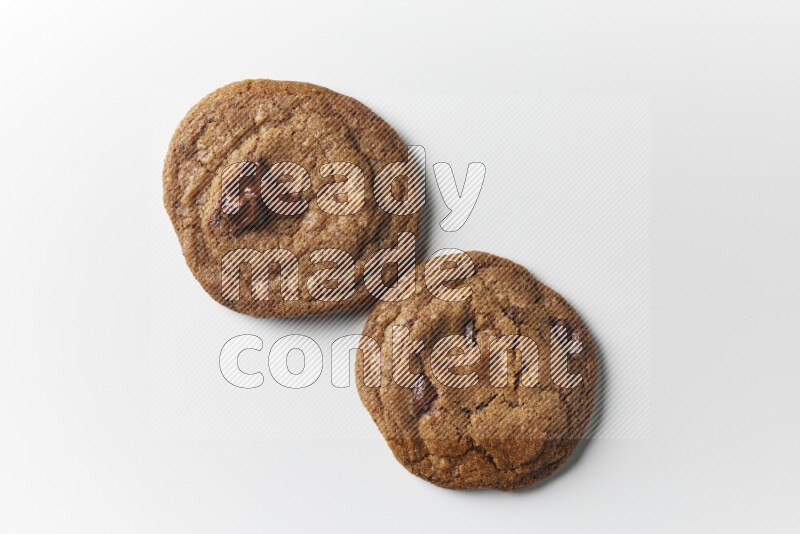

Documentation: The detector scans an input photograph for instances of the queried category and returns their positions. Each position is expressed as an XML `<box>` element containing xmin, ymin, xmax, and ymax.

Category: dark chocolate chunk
<box><xmin>412</xmin><ymin>375</ymin><xmax>437</xmax><ymax>418</ymax></box>
<box><xmin>505</xmin><ymin>306</ymin><xmax>520</xmax><ymax>321</ymax></box>
<box><xmin>553</xmin><ymin>319</ymin><xmax>583</xmax><ymax>354</ymax></box>
<box><xmin>464</xmin><ymin>319</ymin><xmax>477</xmax><ymax>346</ymax></box>
<box><xmin>220</xmin><ymin>160</ymin><xmax>270</xmax><ymax>237</ymax></box>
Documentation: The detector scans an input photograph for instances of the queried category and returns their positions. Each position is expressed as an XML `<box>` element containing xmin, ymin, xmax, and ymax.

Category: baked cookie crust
<box><xmin>356</xmin><ymin>251</ymin><xmax>597</xmax><ymax>490</ymax></box>
<box><xmin>163</xmin><ymin>80</ymin><xmax>420</xmax><ymax>318</ymax></box>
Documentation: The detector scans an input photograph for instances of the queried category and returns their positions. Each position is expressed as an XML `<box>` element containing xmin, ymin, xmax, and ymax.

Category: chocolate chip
<box><xmin>412</xmin><ymin>375</ymin><xmax>437</xmax><ymax>418</ymax></box>
<box><xmin>178</xmin><ymin>143</ymin><xmax>186</xmax><ymax>153</ymax></box>
<box><xmin>553</xmin><ymin>319</ymin><xmax>583</xmax><ymax>354</ymax></box>
<box><xmin>505</xmin><ymin>306</ymin><xmax>520</xmax><ymax>321</ymax></box>
<box><xmin>464</xmin><ymin>319</ymin><xmax>477</xmax><ymax>346</ymax></box>
<box><xmin>568</xmin><ymin>329</ymin><xmax>583</xmax><ymax>354</ymax></box>
<box><xmin>220</xmin><ymin>160</ymin><xmax>271</xmax><ymax>237</ymax></box>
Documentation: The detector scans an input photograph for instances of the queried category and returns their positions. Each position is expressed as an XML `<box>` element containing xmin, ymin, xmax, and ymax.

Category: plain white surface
<box><xmin>1</xmin><ymin>1</ymin><xmax>799</xmax><ymax>532</ymax></box>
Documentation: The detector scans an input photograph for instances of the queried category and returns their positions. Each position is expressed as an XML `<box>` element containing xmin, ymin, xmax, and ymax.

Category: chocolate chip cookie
<box><xmin>163</xmin><ymin>80</ymin><xmax>421</xmax><ymax>318</ymax></box>
<box><xmin>355</xmin><ymin>251</ymin><xmax>597</xmax><ymax>490</ymax></box>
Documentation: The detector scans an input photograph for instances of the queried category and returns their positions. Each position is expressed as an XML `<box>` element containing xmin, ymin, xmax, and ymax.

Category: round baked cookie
<box><xmin>355</xmin><ymin>251</ymin><xmax>597</xmax><ymax>491</ymax></box>
<box><xmin>163</xmin><ymin>80</ymin><xmax>420</xmax><ymax>318</ymax></box>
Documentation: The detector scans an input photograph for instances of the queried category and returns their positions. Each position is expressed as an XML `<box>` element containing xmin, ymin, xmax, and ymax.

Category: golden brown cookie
<box><xmin>163</xmin><ymin>80</ymin><xmax>421</xmax><ymax>318</ymax></box>
<box><xmin>355</xmin><ymin>251</ymin><xmax>597</xmax><ymax>490</ymax></box>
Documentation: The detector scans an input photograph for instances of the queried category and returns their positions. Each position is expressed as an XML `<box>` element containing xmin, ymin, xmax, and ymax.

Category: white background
<box><xmin>1</xmin><ymin>1</ymin><xmax>799</xmax><ymax>532</ymax></box>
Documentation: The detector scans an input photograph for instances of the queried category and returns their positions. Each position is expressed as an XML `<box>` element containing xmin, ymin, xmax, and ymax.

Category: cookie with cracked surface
<box><xmin>163</xmin><ymin>79</ymin><xmax>421</xmax><ymax>318</ymax></box>
<box><xmin>355</xmin><ymin>251</ymin><xmax>597</xmax><ymax>490</ymax></box>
